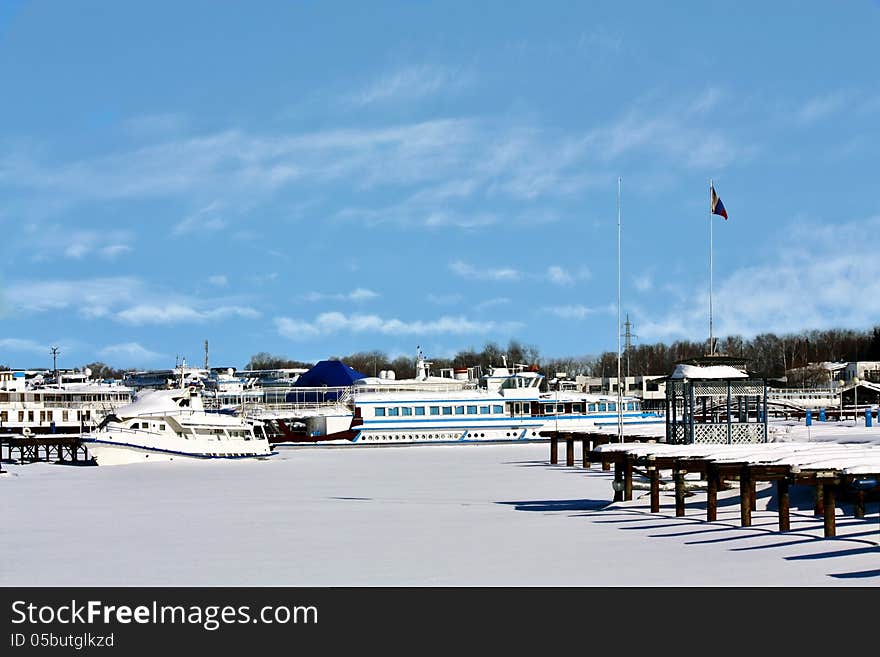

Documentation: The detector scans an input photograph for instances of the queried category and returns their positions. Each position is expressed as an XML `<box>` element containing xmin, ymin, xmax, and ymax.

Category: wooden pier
<box><xmin>544</xmin><ymin>431</ymin><xmax>880</xmax><ymax>540</ymax></box>
<box><xmin>1</xmin><ymin>434</ymin><xmax>92</xmax><ymax>467</ymax></box>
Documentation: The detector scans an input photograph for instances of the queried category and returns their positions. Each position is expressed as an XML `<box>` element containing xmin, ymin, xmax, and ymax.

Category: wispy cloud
<box><xmin>475</xmin><ymin>297</ymin><xmax>511</xmax><ymax>311</ymax></box>
<box><xmin>173</xmin><ymin>202</ymin><xmax>227</xmax><ymax>235</ymax></box>
<box><xmin>633</xmin><ymin>271</ymin><xmax>654</xmax><ymax>292</ymax></box>
<box><xmin>300</xmin><ymin>288</ymin><xmax>380</xmax><ymax>303</ymax></box>
<box><xmin>450</xmin><ymin>261</ymin><xmax>522</xmax><ymax>282</ymax></box>
<box><xmin>115</xmin><ymin>304</ymin><xmax>260</xmax><ymax>325</ymax></box>
<box><xmin>350</xmin><ymin>65</ymin><xmax>473</xmax><ymax>106</ymax></box>
<box><xmin>543</xmin><ymin>304</ymin><xmax>615</xmax><ymax>320</ymax></box>
<box><xmin>795</xmin><ymin>92</ymin><xmax>850</xmax><ymax>125</ymax></box>
<box><xmin>636</xmin><ymin>214</ymin><xmax>880</xmax><ymax>341</ymax></box>
<box><xmin>275</xmin><ymin>312</ymin><xmax>522</xmax><ymax>340</ymax></box>
<box><xmin>0</xmin><ymin>337</ymin><xmax>50</xmax><ymax>354</ymax></box>
<box><xmin>207</xmin><ymin>275</ymin><xmax>228</xmax><ymax>287</ymax></box>
<box><xmin>545</xmin><ymin>265</ymin><xmax>591</xmax><ymax>286</ymax></box>
<box><xmin>3</xmin><ymin>277</ymin><xmax>261</xmax><ymax>327</ymax></box>
<box><xmin>450</xmin><ymin>261</ymin><xmax>590</xmax><ymax>286</ymax></box>
<box><xmin>426</xmin><ymin>293</ymin><xmax>462</xmax><ymax>306</ymax></box>
<box><xmin>98</xmin><ymin>342</ymin><xmax>164</xmax><ymax>365</ymax></box>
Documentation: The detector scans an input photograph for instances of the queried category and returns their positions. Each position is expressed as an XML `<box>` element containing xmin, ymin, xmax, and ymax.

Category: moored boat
<box><xmin>81</xmin><ymin>387</ymin><xmax>274</xmax><ymax>465</ymax></box>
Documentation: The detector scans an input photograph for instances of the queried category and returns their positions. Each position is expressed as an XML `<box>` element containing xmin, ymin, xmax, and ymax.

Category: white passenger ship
<box><xmin>0</xmin><ymin>370</ymin><xmax>133</xmax><ymax>435</ymax></box>
<box><xmin>278</xmin><ymin>359</ymin><xmax>662</xmax><ymax>445</ymax></box>
<box><xmin>81</xmin><ymin>387</ymin><xmax>274</xmax><ymax>465</ymax></box>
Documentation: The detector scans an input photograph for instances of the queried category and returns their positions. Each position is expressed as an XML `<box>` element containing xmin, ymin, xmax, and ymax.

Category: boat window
<box><xmin>598</xmin><ymin>403</ymin><xmax>607</xmax><ymax>412</ymax></box>
<box><xmin>479</xmin><ymin>406</ymin><xmax>490</xmax><ymax>414</ymax></box>
<box><xmin>375</xmin><ymin>407</ymin><xmax>386</xmax><ymax>417</ymax></box>
<box><xmin>415</xmin><ymin>407</ymin><xmax>426</xmax><ymax>416</ymax></box>
<box><xmin>627</xmin><ymin>402</ymin><xmax>635</xmax><ymax>411</ymax></box>
<box><xmin>572</xmin><ymin>404</ymin><xmax>582</xmax><ymax>414</ymax></box>
<box><xmin>608</xmin><ymin>403</ymin><xmax>616</xmax><ymax>412</ymax></box>
<box><xmin>429</xmin><ymin>406</ymin><xmax>440</xmax><ymax>415</ymax></box>
<box><xmin>160</xmin><ymin>424</ymin><xmax>166</xmax><ymax>430</ymax></box>
<box><xmin>513</xmin><ymin>403</ymin><xmax>520</xmax><ymax>414</ymax></box>
<box><xmin>388</xmin><ymin>408</ymin><xmax>399</xmax><ymax>416</ymax></box>
<box><xmin>442</xmin><ymin>406</ymin><xmax>453</xmax><ymax>415</ymax></box>
<box><xmin>466</xmin><ymin>405</ymin><xmax>477</xmax><ymax>414</ymax></box>
<box><xmin>588</xmin><ymin>403</ymin><xmax>597</xmax><ymax>412</ymax></box>
<box><xmin>401</xmin><ymin>407</ymin><xmax>413</xmax><ymax>416</ymax></box>
<box><xmin>557</xmin><ymin>404</ymin><xmax>565</xmax><ymax>413</ymax></box>
<box><xmin>544</xmin><ymin>404</ymin><xmax>555</xmax><ymax>415</ymax></box>
<box><xmin>492</xmin><ymin>405</ymin><xmax>503</xmax><ymax>414</ymax></box>
<box><xmin>454</xmin><ymin>406</ymin><xmax>464</xmax><ymax>415</ymax></box>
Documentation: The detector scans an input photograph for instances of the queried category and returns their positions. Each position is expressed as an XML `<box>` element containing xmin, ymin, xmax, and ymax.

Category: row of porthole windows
<box><xmin>374</xmin><ymin>405</ymin><xmax>504</xmax><ymax>418</ymax></box>
<box><xmin>362</xmin><ymin>430</ymin><xmax>540</xmax><ymax>441</ymax></box>
<box><xmin>364</xmin><ymin>433</ymin><xmax>459</xmax><ymax>441</ymax></box>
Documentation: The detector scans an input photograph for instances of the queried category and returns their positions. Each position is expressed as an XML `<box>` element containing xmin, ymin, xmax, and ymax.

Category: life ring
<box><xmin>22</xmin><ymin>427</ymin><xmax>33</xmax><ymax>437</ymax></box>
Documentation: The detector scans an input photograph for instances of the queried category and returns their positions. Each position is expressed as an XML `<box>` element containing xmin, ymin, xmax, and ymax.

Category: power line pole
<box><xmin>623</xmin><ymin>314</ymin><xmax>637</xmax><ymax>379</ymax></box>
<box><xmin>50</xmin><ymin>346</ymin><xmax>59</xmax><ymax>374</ymax></box>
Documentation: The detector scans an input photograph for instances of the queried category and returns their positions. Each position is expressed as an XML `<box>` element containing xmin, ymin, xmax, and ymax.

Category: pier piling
<box><xmin>648</xmin><ymin>457</ymin><xmax>660</xmax><ymax>513</ymax></box>
<box><xmin>740</xmin><ymin>467</ymin><xmax>752</xmax><ymax>527</ymax></box>
<box><xmin>674</xmin><ymin>467</ymin><xmax>686</xmax><ymax>517</ymax></box>
<box><xmin>777</xmin><ymin>478</ymin><xmax>791</xmax><ymax>532</ymax></box>
<box><xmin>823</xmin><ymin>483</ymin><xmax>836</xmax><ymax>538</ymax></box>
<box><xmin>706</xmin><ymin>465</ymin><xmax>718</xmax><ymax>522</ymax></box>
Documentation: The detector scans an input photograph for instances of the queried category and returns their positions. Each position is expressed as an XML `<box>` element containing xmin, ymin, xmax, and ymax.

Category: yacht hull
<box><xmin>81</xmin><ymin>434</ymin><xmax>274</xmax><ymax>465</ymax></box>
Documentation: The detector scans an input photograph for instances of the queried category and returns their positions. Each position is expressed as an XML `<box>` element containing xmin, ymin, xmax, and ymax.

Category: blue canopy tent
<box><xmin>285</xmin><ymin>360</ymin><xmax>366</xmax><ymax>404</ymax></box>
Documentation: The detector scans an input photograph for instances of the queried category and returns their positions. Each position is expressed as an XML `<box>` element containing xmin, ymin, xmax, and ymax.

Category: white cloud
<box><xmin>98</xmin><ymin>342</ymin><xmax>164</xmax><ymax>365</ymax></box>
<box><xmin>208</xmin><ymin>275</ymin><xmax>228</xmax><ymax>287</ymax></box>
<box><xmin>351</xmin><ymin>65</ymin><xmax>472</xmax><ymax>106</ymax></box>
<box><xmin>475</xmin><ymin>297</ymin><xmax>511</xmax><ymax>311</ymax></box>
<box><xmin>795</xmin><ymin>92</ymin><xmax>849</xmax><ymax>125</ymax></box>
<box><xmin>5</xmin><ymin>278</ymin><xmax>141</xmax><ymax>315</ymax></box>
<box><xmin>544</xmin><ymin>304</ymin><xmax>615</xmax><ymax>320</ymax></box>
<box><xmin>637</xmin><ymin>214</ymin><xmax>880</xmax><ymax>341</ymax></box>
<box><xmin>300</xmin><ymin>288</ymin><xmax>379</xmax><ymax>303</ymax></box>
<box><xmin>633</xmin><ymin>271</ymin><xmax>654</xmax><ymax>292</ymax></box>
<box><xmin>3</xmin><ymin>277</ymin><xmax>261</xmax><ymax>327</ymax></box>
<box><xmin>174</xmin><ymin>202</ymin><xmax>227</xmax><ymax>235</ymax></box>
<box><xmin>115</xmin><ymin>304</ymin><xmax>260</xmax><ymax>325</ymax></box>
<box><xmin>547</xmin><ymin>266</ymin><xmax>573</xmax><ymax>286</ymax></box>
<box><xmin>275</xmin><ymin>312</ymin><xmax>521</xmax><ymax>340</ymax></box>
<box><xmin>0</xmin><ymin>338</ymin><xmax>49</xmax><ymax>354</ymax></box>
<box><xmin>545</xmin><ymin>265</ymin><xmax>591</xmax><ymax>286</ymax></box>
<box><xmin>426</xmin><ymin>293</ymin><xmax>462</xmax><ymax>306</ymax></box>
<box><xmin>450</xmin><ymin>261</ymin><xmax>522</xmax><ymax>282</ymax></box>
<box><xmin>24</xmin><ymin>228</ymin><xmax>134</xmax><ymax>261</ymax></box>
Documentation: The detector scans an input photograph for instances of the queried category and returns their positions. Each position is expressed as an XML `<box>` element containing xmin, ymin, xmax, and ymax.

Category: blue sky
<box><xmin>1</xmin><ymin>1</ymin><xmax>879</xmax><ymax>370</ymax></box>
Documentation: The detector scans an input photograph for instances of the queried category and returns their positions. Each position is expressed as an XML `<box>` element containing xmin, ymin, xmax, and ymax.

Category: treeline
<box><xmin>588</xmin><ymin>326</ymin><xmax>880</xmax><ymax>380</ymax></box>
<box><xmin>245</xmin><ymin>326</ymin><xmax>880</xmax><ymax>383</ymax></box>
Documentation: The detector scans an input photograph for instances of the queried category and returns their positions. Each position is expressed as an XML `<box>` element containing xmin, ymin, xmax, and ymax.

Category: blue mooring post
<box><xmin>819</xmin><ymin>408</ymin><xmax>826</xmax><ymax>422</ymax></box>
<box><xmin>866</xmin><ymin>408</ymin><xmax>872</xmax><ymax>428</ymax></box>
<box><xmin>805</xmin><ymin>409</ymin><xmax>812</xmax><ymax>426</ymax></box>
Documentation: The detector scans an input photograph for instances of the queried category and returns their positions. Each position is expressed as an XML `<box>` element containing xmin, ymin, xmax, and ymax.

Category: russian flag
<box><xmin>711</xmin><ymin>185</ymin><xmax>728</xmax><ymax>220</ymax></box>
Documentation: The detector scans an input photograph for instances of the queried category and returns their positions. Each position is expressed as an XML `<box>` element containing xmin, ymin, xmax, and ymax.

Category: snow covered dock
<box><xmin>1</xmin><ymin>428</ymin><xmax>878</xmax><ymax>585</ymax></box>
<box><xmin>579</xmin><ymin>421</ymin><xmax>880</xmax><ymax>539</ymax></box>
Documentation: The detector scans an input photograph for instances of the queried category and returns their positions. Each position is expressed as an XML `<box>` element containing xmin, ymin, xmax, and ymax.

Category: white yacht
<box><xmin>81</xmin><ymin>387</ymin><xmax>274</xmax><ymax>465</ymax></box>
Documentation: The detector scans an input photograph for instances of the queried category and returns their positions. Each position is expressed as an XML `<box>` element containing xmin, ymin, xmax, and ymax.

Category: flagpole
<box><xmin>708</xmin><ymin>178</ymin><xmax>714</xmax><ymax>356</ymax></box>
<box><xmin>617</xmin><ymin>176</ymin><xmax>623</xmax><ymax>443</ymax></box>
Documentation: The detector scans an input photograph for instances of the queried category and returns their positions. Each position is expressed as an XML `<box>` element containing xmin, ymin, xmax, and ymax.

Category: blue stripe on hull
<box><xmin>81</xmin><ymin>438</ymin><xmax>275</xmax><ymax>459</ymax></box>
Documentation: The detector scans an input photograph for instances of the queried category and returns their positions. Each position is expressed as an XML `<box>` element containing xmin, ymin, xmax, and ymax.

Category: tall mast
<box><xmin>708</xmin><ymin>178</ymin><xmax>714</xmax><ymax>356</ymax></box>
<box><xmin>617</xmin><ymin>177</ymin><xmax>623</xmax><ymax>443</ymax></box>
